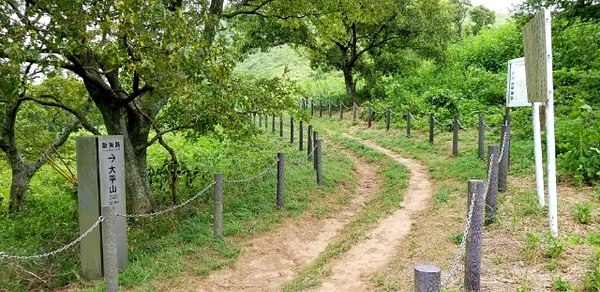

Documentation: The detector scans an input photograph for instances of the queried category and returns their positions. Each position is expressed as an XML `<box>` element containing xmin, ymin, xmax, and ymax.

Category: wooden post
<box><xmin>414</xmin><ymin>264</ymin><xmax>441</xmax><ymax>292</ymax></box>
<box><xmin>279</xmin><ymin>116</ymin><xmax>283</xmax><ymax>138</ymax></box>
<box><xmin>465</xmin><ymin>180</ymin><xmax>484</xmax><ymax>292</ymax></box>
<box><xmin>313</xmin><ymin>131</ymin><xmax>318</xmax><ymax>170</ymax></box>
<box><xmin>328</xmin><ymin>100</ymin><xmax>332</xmax><ymax>118</ymax></box>
<box><xmin>299</xmin><ymin>121</ymin><xmax>304</xmax><ymax>151</ymax></box>
<box><xmin>253</xmin><ymin>113</ymin><xmax>256</xmax><ymax>123</ymax></box>
<box><xmin>277</xmin><ymin>153</ymin><xmax>285</xmax><ymax>208</ymax></box>
<box><xmin>101</xmin><ymin>206</ymin><xmax>119</xmax><ymax>292</ymax></box>
<box><xmin>307</xmin><ymin>125</ymin><xmax>313</xmax><ymax>158</ymax></box>
<box><xmin>406</xmin><ymin>110</ymin><xmax>411</xmax><ymax>137</ymax></box>
<box><xmin>265</xmin><ymin>115</ymin><xmax>268</xmax><ymax>129</ymax></box>
<box><xmin>319</xmin><ymin>100</ymin><xmax>323</xmax><ymax>117</ymax></box>
<box><xmin>352</xmin><ymin>102</ymin><xmax>357</xmax><ymax>120</ymax></box>
<box><xmin>485</xmin><ymin>145</ymin><xmax>500</xmax><ymax>225</ymax></box>
<box><xmin>478</xmin><ymin>115</ymin><xmax>485</xmax><ymax>160</ymax></box>
<box><xmin>259</xmin><ymin>115</ymin><xmax>262</xmax><ymax>127</ymax></box>
<box><xmin>316</xmin><ymin>139</ymin><xmax>323</xmax><ymax>185</ymax></box>
<box><xmin>368</xmin><ymin>106</ymin><xmax>372</xmax><ymax>128</ymax></box>
<box><xmin>311</xmin><ymin>100</ymin><xmax>314</xmax><ymax>116</ymax></box>
<box><xmin>290</xmin><ymin>117</ymin><xmax>294</xmax><ymax>144</ymax></box>
<box><xmin>453</xmin><ymin>115</ymin><xmax>459</xmax><ymax>156</ymax></box>
<box><xmin>498</xmin><ymin>125</ymin><xmax>509</xmax><ymax>192</ymax></box>
<box><xmin>272</xmin><ymin>116</ymin><xmax>275</xmax><ymax>134</ymax></box>
<box><xmin>340</xmin><ymin>102</ymin><xmax>343</xmax><ymax>119</ymax></box>
<box><xmin>213</xmin><ymin>173</ymin><xmax>223</xmax><ymax>237</ymax></box>
<box><xmin>385</xmin><ymin>108</ymin><xmax>391</xmax><ymax>132</ymax></box>
<box><xmin>429</xmin><ymin>114</ymin><xmax>434</xmax><ymax>144</ymax></box>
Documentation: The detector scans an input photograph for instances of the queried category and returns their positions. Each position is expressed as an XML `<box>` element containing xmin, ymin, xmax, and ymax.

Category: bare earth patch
<box><xmin>304</xmin><ymin>135</ymin><xmax>433</xmax><ymax>292</ymax></box>
<box><xmin>167</xmin><ymin>149</ymin><xmax>381</xmax><ymax>292</ymax></box>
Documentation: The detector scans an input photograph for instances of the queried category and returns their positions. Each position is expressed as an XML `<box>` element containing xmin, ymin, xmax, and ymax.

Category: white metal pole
<box><xmin>532</xmin><ymin>103</ymin><xmax>545</xmax><ymax>207</ymax></box>
<box><xmin>544</xmin><ymin>9</ymin><xmax>558</xmax><ymax>237</ymax></box>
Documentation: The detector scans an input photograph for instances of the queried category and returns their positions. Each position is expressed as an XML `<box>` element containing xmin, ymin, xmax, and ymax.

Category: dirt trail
<box><xmin>305</xmin><ymin>134</ymin><xmax>433</xmax><ymax>292</ymax></box>
<box><xmin>169</xmin><ymin>150</ymin><xmax>381</xmax><ymax>292</ymax></box>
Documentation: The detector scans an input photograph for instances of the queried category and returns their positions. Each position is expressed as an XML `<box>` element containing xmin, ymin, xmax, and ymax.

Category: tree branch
<box><xmin>20</xmin><ymin>95</ymin><xmax>101</xmax><ymax>135</ymax></box>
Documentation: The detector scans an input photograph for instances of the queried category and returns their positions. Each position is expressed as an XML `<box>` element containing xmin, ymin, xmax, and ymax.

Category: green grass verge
<box><xmin>281</xmin><ymin>135</ymin><xmax>409</xmax><ymax>291</ymax></box>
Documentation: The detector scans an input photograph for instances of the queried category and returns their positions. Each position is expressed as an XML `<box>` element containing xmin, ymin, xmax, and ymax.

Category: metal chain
<box><xmin>0</xmin><ymin>216</ymin><xmax>104</xmax><ymax>261</ymax></box>
<box><xmin>342</xmin><ymin>102</ymin><xmax>352</xmax><ymax>110</ymax></box>
<box><xmin>498</xmin><ymin>127</ymin><xmax>508</xmax><ymax>163</ymax></box>
<box><xmin>432</xmin><ymin>116</ymin><xmax>452</xmax><ymax>127</ymax></box>
<box><xmin>482</xmin><ymin>120</ymin><xmax>497</xmax><ymax>131</ymax></box>
<box><xmin>389</xmin><ymin>109</ymin><xmax>399</xmax><ymax>115</ymax></box>
<box><xmin>294</xmin><ymin>145</ymin><xmax>318</xmax><ymax>165</ymax></box>
<box><xmin>224</xmin><ymin>159</ymin><xmax>279</xmax><ymax>183</ymax></box>
<box><xmin>457</xmin><ymin>120</ymin><xmax>469</xmax><ymax>130</ymax></box>
<box><xmin>117</xmin><ymin>181</ymin><xmax>216</xmax><ymax>218</ymax></box>
<box><xmin>441</xmin><ymin>191</ymin><xmax>477</xmax><ymax>287</ymax></box>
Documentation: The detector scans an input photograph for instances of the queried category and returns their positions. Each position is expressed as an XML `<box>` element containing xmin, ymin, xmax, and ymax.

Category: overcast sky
<box><xmin>471</xmin><ymin>0</ymin><xmax>524</xmax><ymax>13</ymax></box>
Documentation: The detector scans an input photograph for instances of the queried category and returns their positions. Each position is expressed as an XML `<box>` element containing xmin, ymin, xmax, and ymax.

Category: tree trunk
<box><xmin>8</xmin><ymin>162</ymin><xmax>34</xmax><ymax>213</ymax></box>
<box><xmin>342</xmin><ymin>65</ymin><xmax>357</xmax><ymax>102</ymax></box>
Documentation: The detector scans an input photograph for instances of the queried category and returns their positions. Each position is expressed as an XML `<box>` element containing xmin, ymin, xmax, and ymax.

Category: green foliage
<box><xmin>573</xmin><ymin>202</ymin><xmax>595</xmax><ymax>225</ymax></box>
<box><xmin>524</xmin><ymin>231</ymin><xmax>541</xmax><ymax>262</ymax></box>
<box><xmin>469</xmin><ymin>5</ymin><xmax>496</xmax><ymax>35</ymax></box>
<box><xmin>544</xmin><ymin>234</ymin><xmax>565</xmax><ymax>259</ymax></box>
<box><xmin>583</xmin><ymin>247</ymin><xmax>600</xmax><ymax>292</ymax></box>
<box><xmin>556</xmin><ymin>100</ymin><xmax>600</xmax><ymax>184</ymax></box>
<box><xmin>552</xmin><ymin>276</ymin><xmax>573</xmax><ymax>291</ymax></box>
<box><xmin>451</xmin><ymin>232</ymin><xmax>464</xmax><ymax>244</ymax></box>
<box><xmin>434</xmin><ymin>184</ymin><xmax>450</xmax><ymax>206</ymax></box>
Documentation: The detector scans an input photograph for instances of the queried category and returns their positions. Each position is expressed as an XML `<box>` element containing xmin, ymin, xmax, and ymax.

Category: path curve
<box><xmin>168</xmin><ymin>150</ymin><xmax>381</xmax><ymax>292</ymax></box>
<box><xmin>307</xmin><ymin>134</ymin><xmax>433</xmax><ymax>291</ymax></box>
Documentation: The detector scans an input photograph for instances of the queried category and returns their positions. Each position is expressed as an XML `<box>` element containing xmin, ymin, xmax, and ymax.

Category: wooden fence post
<box><xmin>414</xmin><ymin>264</ymin><xmax>441</xmax><ymax>292</ymax></box>
<box><xmin>311</xmin><ymin>100</ymin><xmax>314</xmax><ymax>116</ymax></box>
<box><xmin>213</xmin><ymin>173</ymin><xmax>223</xmax><ymax>237</ymax></box>
<box><xmin>277</xmin><ymin>153</ymin><xmax>285</xmax><ymax>208</ymax></box>
<box><xmin>368</xmin><ymin>106</ymin><xmax>372</xmax><ymax>128</ymax></box>
<box><xmin>101</xmin><ymin>206</ymin><xmax>119</xmax><ymax>292</ymax></box>
<box><xmin>313</xmin><ymin>131</ymin><xmax>318</xmax><ymax>170</ymax></box>
<box><xmin>465</xmin><ymin>179</ymin><xmax>484</xmax><ymax>292</ymax></box>
<box><xmin>290</xmin><ymin>117</ymin><xmax>294</xmax><ymax>144</ymax></box>
<box><xmin>319</xmin><ymin>100</ymin><xmax>323</xmax><ymax>117</ymax></box>
<box><xmin>485</xmin><ymin>145</ymin><xmax>500</xmax><ymax>225</ymax></box>
<box><xmin>279</xmin><ymin>116</ymin><xmax>283</xmax><ymax>138</ymax></box>
<box><xmin>406</xmin><ymin>110</ymin><xmax>412</xmax><ymax>137</ymax></box>
<box><xmin>265</xmin><ymin>115</ymin><xmax>268</xmax><ymax>129</ymax></box>
<box><xmin>307</xmin><ymin>125</ymin><xmax>313</xmax><ymax>158</ymax></box>
<box><xmin>452</xmin><ymin>115</ymin><xmax>459</xmax><ymax>156</ymax></box>
<box><xmin>328</xmin><ymin>100</ymin><xmax>332</xmax><ymax>118</ymax></box>
<box><xmin>478</xmin><ymin>115</ymin><xmax>485</xmax><ymax>160</ymax></box>
<box><xmin>259</xmin><ymin>115</ymin><xmax>262</xmax><ymax>127</ymax></box>
<box><xmin>299</xmin><ymin>121</ymin><xmax>304</xmax><ymax>151</ymax></box>
<box><xmin>352</xmin><ymin>102</ymin><xmax>357</xmax><ymax>120</ymax></box>
<box><xmin>429</xmin><ymin>114</ymin><xmax>434</xmax><ymax>144</ymax></box>
<box><xmin>272</xmin><ymin>116</ymin><xmax>275</xmax><ymax>134</ymax></box>
<box><xmin>498</xmin><ymin>125</ymin><xmax>509</xmax><ymax>192</ymax></box>
<box><xmin>385</xmin><ymin>108</ymin><xmax>391</xmax><ymax>132</ymax></box>
<box><xmin>340</xmin><ymin>102</ymin><xmax>344</xmax><ymax>119</ymax></box>
<box><xmin>316</xmin><ymin>139</ymin><xmax>323</xmax><ymax>185</ymax></box>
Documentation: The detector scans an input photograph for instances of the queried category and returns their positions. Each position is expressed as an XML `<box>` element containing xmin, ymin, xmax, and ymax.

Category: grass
<box><xmin>280</xmin><ymin>134</ymin><xmax>409</xmax><ymax>292</ymax></box>
<box><xmin>306</xmin><ymin>111</ymin><xmax>600</xmax><ymax>291</ymax></box>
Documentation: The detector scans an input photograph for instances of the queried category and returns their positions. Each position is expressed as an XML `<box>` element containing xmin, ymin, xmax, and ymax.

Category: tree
<box><xmin>469</xmin><ymin>5</ymin><xmax>496</xmax><ymax>35</ymax></box>
<box><xmin>450</xmin><ymin>0</ymin><xmax>472</xmax><ymax>38</ymax></box>
<box><xmin>0</xmin><ymin>0</ymin><xmax>298</xmax><ymax>213</ymax></box>
<box><xmin>231</xmin><ymin>0</ymin><xmax>453</xmax><ymax>101</ymax></box>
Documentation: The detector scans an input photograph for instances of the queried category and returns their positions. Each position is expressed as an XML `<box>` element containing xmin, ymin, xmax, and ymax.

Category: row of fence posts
<box><xmin>303</xmin><ymin>98</ymin><xmax>511</xmax><ymax>291</ymax></box>
<box><xmin>100</xmin><ymin>113</ymin><xmax>324</xmax><ymax>290</ymax></box>
<box><xmin>306</xmin><ymin>99</ymin><xmax>509</xmax><ymax>162</ymax></box>
<box><xmin>414</xmin><ymin>132</ymin><xmax>510</xmax><ymax>291</ymax></box>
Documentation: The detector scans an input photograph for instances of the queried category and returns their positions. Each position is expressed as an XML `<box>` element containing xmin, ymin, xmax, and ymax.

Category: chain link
<box><xmin>498</xmin><ymin>127</ymin><xmax>508</xmax><ymax>163</ymax></box>
<box><xmin>223</xmin><ymin>159</ymin><xmax>279</xmax><ymax>183</ymax></box>
<box><xmin>117</xmin><ymin>181</ymin><xmax>216</xmax><ymax>218</ymax></box>
<box><xmin>0</xmin><ymin>216</ymin><xmax>104</xmax><ymax>261</ymax></box>
<box><xmin>432</xmin><ymin>116</ymin><xmax>452</xmax><ymax>127</ymax></box>
<box><xmin>294</xmin><ymin>145</ymin><xmax>318</xmax><ymax>165</ymax></box>
<box><xmin>457</xmin><ymin>120</ymin><xmax>469</xmax><ymax>130</ymax></box>
<box><xmin>441</xmin><ymin>192</ymin><xmax>477</xmax><ymax>287</ymax></box>
<box><xmin>482</xmin><ymin>120</ymin><xmax>497</xmax><ymax>131</ymax></box>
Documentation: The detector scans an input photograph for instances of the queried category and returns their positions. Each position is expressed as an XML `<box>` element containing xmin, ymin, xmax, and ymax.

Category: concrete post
<box><xmin>485</xmin><ymin>145</ymin><xmax>500</xmax><ymax>225</ymax></box>
<box><xmin>414</xmin><ymin>264</ymin><xmax>441</xmax><ymax>292</ymax></box>
<box><xmin>213</xmin><ymin>173</ymin><xmax>223</xmax><ymax>237</ymax></box>
<box><xmin>453</xmin><ymin>115</ymin><xmax>459</xmax><ymax>156</ymax></box>
<box><xmin>277</xmin><ymin>153</ymin><xmax>285</xmax><ymax>208</ymax></box>
<box><xmin>429</xmin><ymin>114</ymin><xmax>434</xmax><ymax>144</ymax></box>
<box><xmin>101</xmin><ymin>206</ymin><xmax>119</xmax><ymax>292</ymax></box>
<box><xmin>465</xmin><ymin>180</ymin><xmax>484</xmax><ymax>292</ymax></box>
<box><xmin>316</xmin><ymin>139</ymin><xmax>323</xmax><ymax>185</ymax></box>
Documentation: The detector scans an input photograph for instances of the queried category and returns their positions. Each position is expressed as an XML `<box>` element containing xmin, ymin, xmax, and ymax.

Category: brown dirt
<box><xmin>303</xmin><ymin>135</ymin><xmax>433</xmax><ymax>292</ymax></box>
<box><xmin>167</xmin><ymin>149</ymin><xmax>382</xmax><ymax>292</ymax></box>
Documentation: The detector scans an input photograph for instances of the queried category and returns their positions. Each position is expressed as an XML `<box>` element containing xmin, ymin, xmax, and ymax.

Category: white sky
<box><xmin>471</xmin><ymin>0</ymin><xmax>524</xmax><ymax>13</ymax></box>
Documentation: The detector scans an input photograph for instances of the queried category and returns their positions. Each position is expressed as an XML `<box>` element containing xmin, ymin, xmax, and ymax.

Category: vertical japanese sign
<box><xmin>506</xmin><ymin>57</ymin><xmax>531</xmax><ymax>108</ymax></box>
<box><xmin>77</xmin><ymin>135</ymin><xmax>128</xmax><ymax>280</ymax></box>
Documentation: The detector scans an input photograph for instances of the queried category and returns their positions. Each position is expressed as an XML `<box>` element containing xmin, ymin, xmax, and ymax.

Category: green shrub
<box><xmin>573</xmin><ymin>202</ymin><xmax>594</xmax><ymax>225</ymax></box>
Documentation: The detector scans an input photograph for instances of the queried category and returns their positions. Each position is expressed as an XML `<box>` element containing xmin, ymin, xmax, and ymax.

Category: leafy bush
<box><xmin>573</xmin><ymin>202</ymin><xmax>595</xmax><ymax>225</ymax></box>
